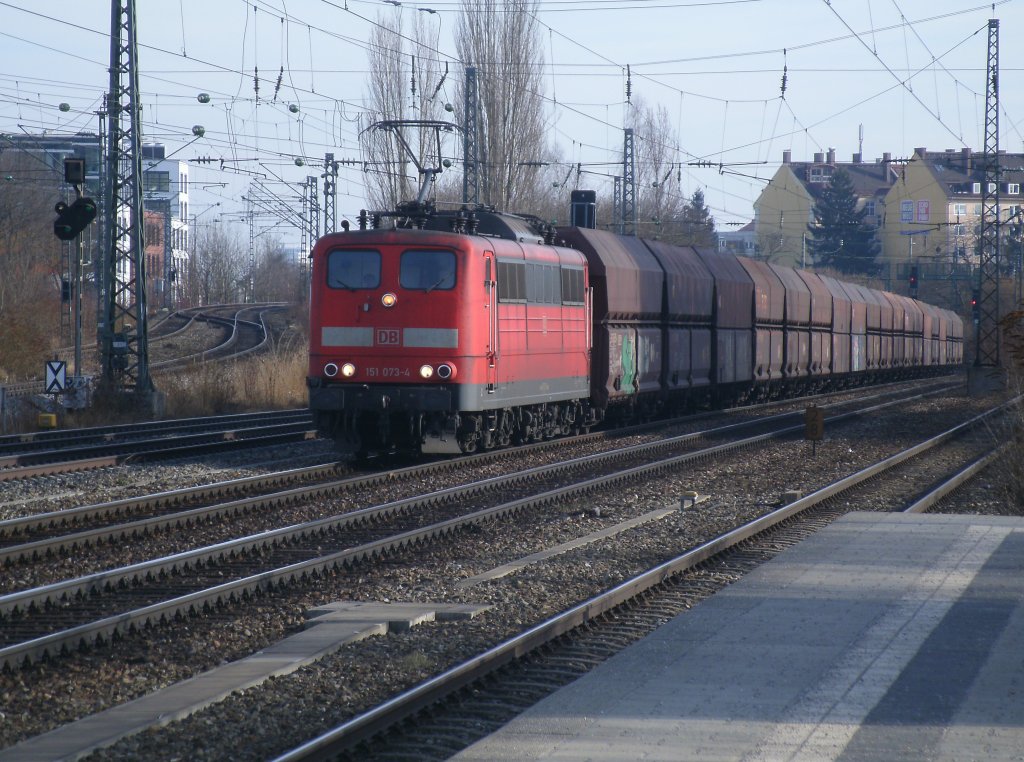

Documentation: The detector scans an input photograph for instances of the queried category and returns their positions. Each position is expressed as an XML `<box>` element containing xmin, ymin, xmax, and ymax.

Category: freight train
<box><xmin>307</xmin><ymin>196</ymin><xmax>963</xmax><ymax>456</ymax></box>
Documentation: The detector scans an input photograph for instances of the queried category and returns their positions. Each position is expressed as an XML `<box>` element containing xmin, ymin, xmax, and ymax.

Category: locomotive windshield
<box><xmin>400</xmin><ymin>249</ymin><xmax>456</xmax><ymax>292</ymax></box>
<box><xmin>327</xmin><ymin>249</ymin><xmax>380</xmax><ymax>289</ymax></box>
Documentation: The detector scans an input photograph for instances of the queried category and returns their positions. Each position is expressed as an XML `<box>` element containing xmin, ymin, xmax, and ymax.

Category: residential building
<box><xmin>879</xmin><ymin>147</ymin><xmax>1024</xmax><ymax>286</ymax></box>
<box><xmin>141</xmin><ymin>143</ymin><xmax>189</xmax><ymax>308</ymax></box>
<box><xmin>717</xmin><ymin>221</ymin><xmax>759</xmax><ymax>257</ymax></box>
<box><xmin>754</xmin><ymin>148</ymin><xmax>897</xmax><ymax>268</ymax></box>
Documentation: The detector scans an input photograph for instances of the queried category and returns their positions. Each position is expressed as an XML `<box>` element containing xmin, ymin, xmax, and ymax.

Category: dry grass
<box><xmin>161</xmin><ymin>339</ymin><xmax>308</xmax><ymax>418</ymax></box>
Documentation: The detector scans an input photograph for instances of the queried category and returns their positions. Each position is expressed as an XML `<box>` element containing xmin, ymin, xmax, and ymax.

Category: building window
<box><xmin>953</xmin><ymin>203</ymin><xmax>967</xmax><ymax>216</ymax></box>
<box><xmin>952</xmin><ymin>224</ymin><xmax>966</xmax><ymax>236</ymax></box>
<box><xmin>143</xmin><ymin>171</ymin><xmax>170</xmax><ymax>193</ymax></box>
<box><xmin>864</xmin><ymin>201</ymin><xmax>876</xmax><ymax>217</ymax></box>
<box><xmin>807</xmin><ymin>167</ymin><xmax>833</xmax><ymax>184</ymax></box>
<box><xmin>1009</xmin><ymin>183</ymin><xmax>1020</xmax><ymax>195</ymax></box>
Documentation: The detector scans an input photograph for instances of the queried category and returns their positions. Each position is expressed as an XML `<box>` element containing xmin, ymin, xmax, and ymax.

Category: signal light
<box><xmin>53</xmin><ymin>196</ymin><xmax>97</xmax><ymax>241</ymax></box>
<box><xmin>908</xmin><ymin>264</ymin><xmax>919</xmax><ymax>293</ymax></box>
<box><xmin>971</xmin><ymin>290</ymin><xmax>980</xmax><ymax>320</ymax></box>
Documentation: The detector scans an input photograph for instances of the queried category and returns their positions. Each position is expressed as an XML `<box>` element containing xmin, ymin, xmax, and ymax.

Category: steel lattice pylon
<box><xmin>975</xmin><ymin>19</ymin><xmax>1001</xmax><ymax>368</ymax></box>
<box><xmin>613</xmin><ymin>176</ymin><xmax>622</xmax><ymax>234</ymax></box>
<box><xmin>322</xmin><ymin>153</ymin><xmax>338</xmax><ymax>235</ymax></box>
<box><xmin>100</xmin><ymin>0</ymin><xmax>152</xmax><ymax>394</ymax></box>
<box><xmin>462</xmin><ymin>66</ymin><xmax>479</xmax><ymax>205</ymax></box>
<box><xmin>301</xmin><ymin>175</ymin><xmax>319</xmax><ymax>277</ymax></box>
<box><xmin>307</xmin><ymin>175</ymin><xmax>320</xmax><ymax>242</ymax></box>
<box><xmin>622</xmin><ymin>128</ymin><xmax>637</xmax><ymax>236</ymax></box>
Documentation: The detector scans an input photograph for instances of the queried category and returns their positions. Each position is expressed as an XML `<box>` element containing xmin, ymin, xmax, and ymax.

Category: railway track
<box><xmin>0</xmin><ymin>379</ymin><xmax>960</xmax><ymax>551</ymax></box>
<box><xmin>2</xmin><ymin>378</ymin><xmax>1015</xmax><ymax>758</ymax></box>
<box><xmin>0</xmin><ymin>409</ymin><xmax>315</xmax><ymax>481</ymax></box>
<box><xmin>150</xmin><ymin>303</ymin><xmax>286</xmax><ymax>371</ymax></box>
<box><xmin>0</xmin><ymin>382</ymin><xmax>998</xmax><ymax>673</ymax></box>
<box><xmin>275</xmin><ymin>397</ymin><xmax>1019</xmax><ymax>762</ymax></box>
<box><xmin>0</xmin><ymin>380</ymin><xmax>958</xmax><ymax>584</ymax></box>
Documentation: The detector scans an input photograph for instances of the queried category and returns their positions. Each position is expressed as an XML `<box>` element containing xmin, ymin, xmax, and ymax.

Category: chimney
<box><xmin>826</xmin><ymin>147</ymin><xmax>836</xmax><ymax>165</ymax></box>
<box><xmin>962</xmin><ymin>147</ymin><xmax>971</xmax><ymax>173</ymax></box>
<box><xmin>881</xmin><ymin>152</ymin><xmax>892</xmax><ymax>179</ymax></box>
<box><xmin>852</xmin><ymin>153</ymin><xmax>863</xmax><ymax>163</ymax></box>
<box><xmin>813</xmin><ymin>152</ymin><xmax>825</xmax><ymax>163</ymax></box>
<box><xmin>782</xmin><ymin>149</ymin><xmax>791</xmax><ymax>164</ymax></box>
<box><xmin>914</xmin><ymin>146</ymin><xmax>927</xmax><ymax>158</ymax></box>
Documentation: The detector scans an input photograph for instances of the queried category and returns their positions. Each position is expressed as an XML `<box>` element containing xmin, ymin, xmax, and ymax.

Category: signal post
<box><xmin>53</xmin><ymin>158</ymin><xmax>97</xmax><ymax>409</ymax></box>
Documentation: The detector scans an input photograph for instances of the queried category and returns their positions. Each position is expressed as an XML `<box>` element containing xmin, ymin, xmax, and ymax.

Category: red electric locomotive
<box><xmin>307</xmin><ymin>205</ymin><xmax>593</xmax><ymax>455</ymax></box>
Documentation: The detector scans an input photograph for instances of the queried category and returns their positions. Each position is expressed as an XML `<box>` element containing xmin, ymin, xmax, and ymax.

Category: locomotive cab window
<box><xmin>401</xmin><ymin>249</ymin><xmax>456</xmax><ymax>291</ymax></box>
<box><xmin>327</xmin><ymin>249</ymin><xmax>380</xmax><ymax>289</ymax></box>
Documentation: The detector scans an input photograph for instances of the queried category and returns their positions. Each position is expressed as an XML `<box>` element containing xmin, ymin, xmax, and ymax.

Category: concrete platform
<box><xmin>452</xmin><ymin>512</ymin><xmax>1024</xmax><ymax>761</ymax></box>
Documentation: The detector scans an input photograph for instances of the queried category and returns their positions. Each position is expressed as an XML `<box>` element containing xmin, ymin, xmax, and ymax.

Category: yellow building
<box><xmin>880</xmin><ymin>147</ymin><xmax>1024</xmax><ymax>287</ymax></box>
<box><xmin>754</xmin><ymin>148</ymin><xmax>896</xmax><ymax>268</ymax></box>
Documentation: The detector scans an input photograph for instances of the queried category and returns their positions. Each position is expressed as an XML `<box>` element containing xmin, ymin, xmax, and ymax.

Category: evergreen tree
<box><xmin>806</xmin><ymin>168</ymin><xmax>879</xmax><ymax>275</ymax></box>
<box><xmin>678</xmin><ymin>189</ymin><xmax>717</xmax><ymax>247</ymax></box>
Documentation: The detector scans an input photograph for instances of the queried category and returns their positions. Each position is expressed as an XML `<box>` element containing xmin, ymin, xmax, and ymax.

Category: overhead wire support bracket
<box><xmin>364</xmin><ymin>119</ymin><xmax>463</xmax><ymax>206</ymax></box>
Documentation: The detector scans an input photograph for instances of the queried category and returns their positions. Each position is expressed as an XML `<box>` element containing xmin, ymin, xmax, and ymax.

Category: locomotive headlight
<box><xmin>381</xmin><ymin>292</ymin><xmax>397</xmax><ymax>307</ymax></box>
<box><xmin>436</xmin><ymin>363</ymin><xmax>456</xmax><ymax>380</ymax></box>
<box><xmin>419</xmin><ymin>364</ymin><xmax>434</xmax><ymax>379</ymax></box>
<box><xmin>324</xmin><ymin>362</ymin><xmax>339</xmax><ymax>377</ymax></box>
<box><xmin>341</xmin><ymin>362</ymin><xmax>356</xmax><ymax>377</ymax></box>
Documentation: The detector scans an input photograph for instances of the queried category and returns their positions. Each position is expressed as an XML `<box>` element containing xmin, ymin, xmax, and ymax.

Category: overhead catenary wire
<box><xmin>0</xmin><ymin>0</ymin><xmax>1016</xmax><ymax>233</ymax></box>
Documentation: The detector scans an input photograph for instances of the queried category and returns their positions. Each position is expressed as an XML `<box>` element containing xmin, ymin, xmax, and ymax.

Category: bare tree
<box><xmin>0</xmin><ymin>152</ymin><xmax>63</xmax><ymax>379</ymax></box>
<box><xmin>362</xmin><ymin>10</ymin><xmax>450</xmax><ymax>210</ymax></box>
<box><xmin>626</xmin><ymin>98</ymin><xmax>690</xmax><ymax>242</ymax></box>
<box><xmin>184</xmin><ymin>224</ymin><xmax>247</xmax><ymax>306</ymax></box>
<box><xmin>252</xmin><ymin>236</ymin><xmax>303</xmax><ymax>303</ymax></box>
<box><xmin>455</xmin><ymin>0</ymin><xmax>552</xmax><ymax>212</ymax></box>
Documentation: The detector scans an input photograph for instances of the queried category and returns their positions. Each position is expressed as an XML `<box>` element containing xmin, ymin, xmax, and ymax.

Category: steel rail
<box><xmin>0</xmin><ymin>386</ymin><xmax>983</xmax><ymax>669</ymax></box>
<box><xmin>0</xmin><ymin>409</ymin><xmax>310</xmax><ymax>454</ymax></box>
<box><xmin>0</xmin><ymin>383</ymin><xmax>952</xmax><ymax>564</ymax></box>
<box><xmin>903</xmin><ymin>441</ymin><xmax>1014</xmax><ymax>514</ymax></box>
<box><xmin>0</xmin><ymin>426</ymin><xmax>319</xmax><ymax>483</ymax></box>
<box><xmin>273</xmin><ymin>399</ymin><xmax>1014</xmax><ymax>762</ymax></box>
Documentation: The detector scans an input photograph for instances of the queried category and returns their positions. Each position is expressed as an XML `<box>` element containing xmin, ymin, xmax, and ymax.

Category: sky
<box><xmin>1</xmin><ymin>0</ymin><xmax>1023</xmax><ymax>250</ymax></box>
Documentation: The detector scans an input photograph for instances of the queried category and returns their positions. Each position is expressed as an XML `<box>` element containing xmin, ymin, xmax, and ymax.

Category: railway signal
<box><xmin>909</xmin><ymin>264</ymin><xmax>919</xmax><ymax>297</ymax></box>
<box><xmin>53</xmin><ymin>197</ymin><xmax>97</xmax><ymax>241</ymax></box>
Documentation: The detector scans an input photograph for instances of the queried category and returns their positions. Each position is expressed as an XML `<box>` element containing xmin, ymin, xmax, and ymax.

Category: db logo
<box><xmin>376</xmin><ymin>328</ymin><xmax>400</xmax><ymax>346</ymax></box>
